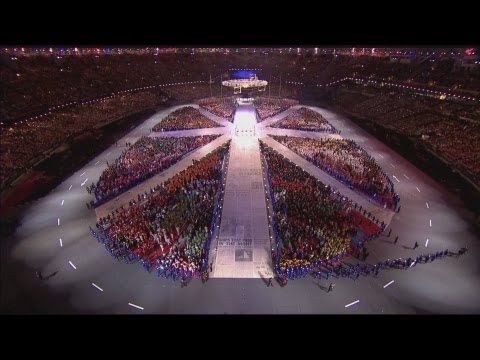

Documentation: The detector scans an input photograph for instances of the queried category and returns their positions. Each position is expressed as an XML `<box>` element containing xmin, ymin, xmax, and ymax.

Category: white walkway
<box><xmin>211</xmin><ymin>105</ymin><xmax>273</xmax><ymax>279</ymax></box>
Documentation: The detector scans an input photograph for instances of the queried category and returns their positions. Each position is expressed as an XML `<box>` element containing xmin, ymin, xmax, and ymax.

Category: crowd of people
<box><xmin>335</xmin><ymin>85</ymin><xmax>480</xmax><ymax>186</ymax></box>
<box><xmin>338</xmin><ymin>87</ymin><xmax>479</xmax><ymax>123</ymax></box>
<box><xmin>3</xmin><ymin>50</ymin><xmax>477</xmax><ymax>124</ymax></box>
<box><xmin>260</xmin><ymin>140</ymin><xmax>384</xmax><ymax>281</ymax></box>
<box><xmin>152</xmin><ymin>106</ymin><xmax>222</xmax><ymax>132</ymax></box>
<box><xmin>270</xmin><ymin>107</ymin><xmax>338</xmax><ymax>133</ymax></box>
<box><xmin>270</xmin><ymin>135</ymin><xmax>399</xmax><ymax>209</ymax></box>
<box><xmin>0</xmin><ymin>90</ymin><xmax>168</xmax><ymax>191</ymax></box>
<box><xmin>162</xmin><ymin>84</ymin><xmax>212</xmax><ymax>102</ymax></box>
<box><xmin>90</xmin><ymin>141</ymin><xmax>230</xmax><ymax>281</ymax></box>
<box><xmin>347</xmin><ymin>56</ymin><xmax>480</xmax><ymax>93</ymax></box>
<box><xmin>1</xmin><ymin>53</ymin><xmax>212</xmax><ymax>121</ymax></box>
<box><xmin>89</xmin><ymin>135</ymin><xmax>219</xmax><ymax>205</ymax></box>
<box><xmin>253</xmin><ymin>98</ymin><xmax>299</xmax><ymax>121</ymax></box>
<box><xmin>312</xmin><ymin>248</ymin><xmax>462</xmax><ymax>282</ymax></box>
<box><xmin>3</xmin><ymin>49</ymin><xmax>477</xmax><ymax>197</ymax></box>
<box><xmin>196</xmin><ymin>97</ymin><xmax>236</xmax><ymax>120</ymax></box>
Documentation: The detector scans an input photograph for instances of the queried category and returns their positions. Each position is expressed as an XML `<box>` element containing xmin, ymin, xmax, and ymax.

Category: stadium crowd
<box><xmin>89</xmin><ymin>135</ymin><xmax>219</xmax><ymax>205</ymax></box>
<box><xmin>90</xmin><ymin>142</ymin><xmax>230</xmax><ymax>280</ymax></box>
<box><xmin>152</xmin><ymin>106</ymin><xmax>222</xmax><ymax>132</ymax></box>
<box><xmin>270</xmin><ymin>135</ymin><xmax>399</xmax><ymax>209</ymax></box>
<box><xmin>260</xmin><ymin>141</ymin><xmax>384</xmax><ymax>280</ymax></box>
<box><xmin>2</xmin><ymin>48</ymin><xmax>478</xmax><ymax>196</ymax></box>
<box><xmin>335</xmin><ymin>85</ymin><xmax>480</xmax><ymax>186</ymax></box>
<box><xmin>1</xmin><ymin>90</ymin><xmax>168</xmax><ymax>191</ymax></box>
<box><xmin>270</xmin><ymin>107</ymin><xmax>338</xmax><ymax>133</ymax></box>
<box><xmin>3</xmin><ymin>50</ymin><xmax>477</xmax><ymax>123</ymax></box>
<box><xmin>196</xmin><ymin>97</ymin><xmax>236</xmax><ymax>120</ymax></box>
<box><xmin>253</xmin><ymin>98</ymin><xmax>299</xmax><ymax>121</ymax></box>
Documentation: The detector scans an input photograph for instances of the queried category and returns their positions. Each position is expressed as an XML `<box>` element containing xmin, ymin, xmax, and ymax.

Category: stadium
<box><xmin>1</xmin><ymin>47</ymin><xmax>479</xmax><ymax>314</ymax></box>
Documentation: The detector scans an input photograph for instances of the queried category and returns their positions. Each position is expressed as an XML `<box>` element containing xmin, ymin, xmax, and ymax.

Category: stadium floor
<box><xmin>2</xmin><ymin>103</ymin><xmax>479</xmax><ymax>314</ymax></box>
